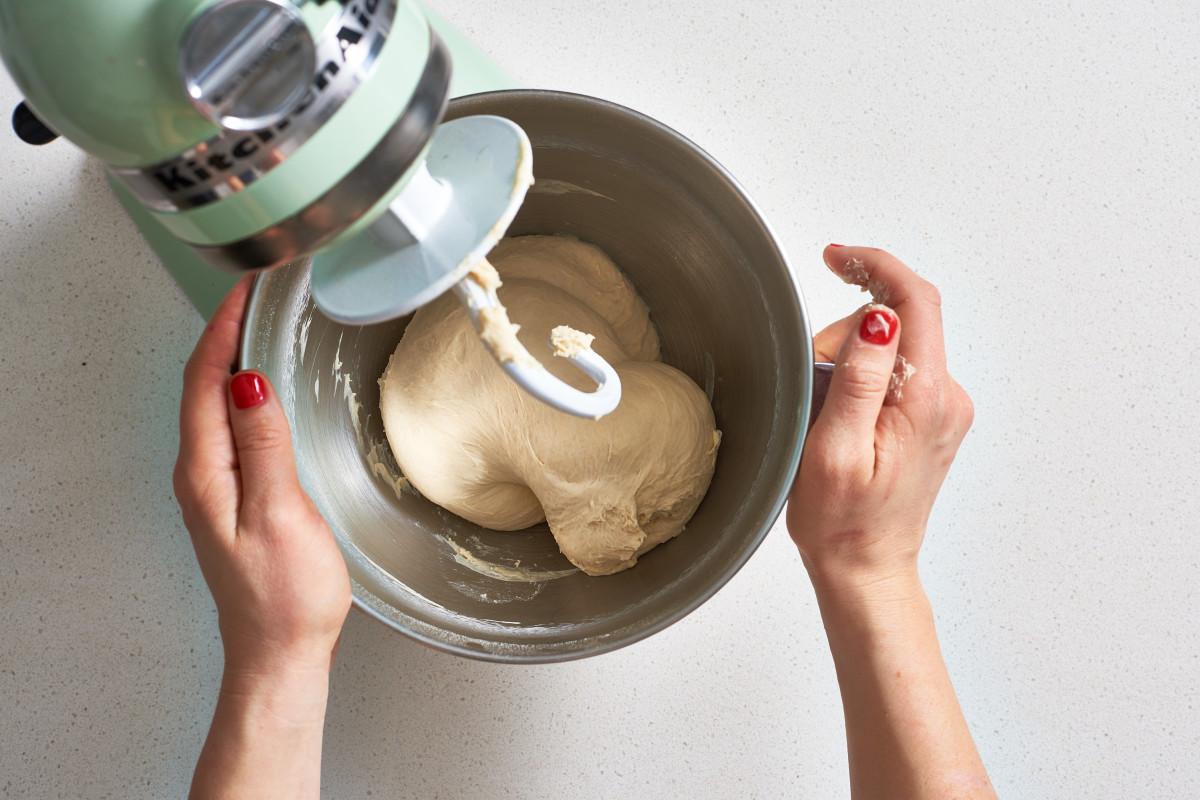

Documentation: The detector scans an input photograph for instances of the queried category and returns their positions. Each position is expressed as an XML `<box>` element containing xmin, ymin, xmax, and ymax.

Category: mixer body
<box><xmin>0</xmin><ymin>0</ymin><xmax>449</xmax><ymax>273</ymax></box>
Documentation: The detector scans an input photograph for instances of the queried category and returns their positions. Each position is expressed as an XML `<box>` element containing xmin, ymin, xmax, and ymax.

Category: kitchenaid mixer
<box><xmin>0</xmin><ymin>0</ymin><xmax>620</xmax><ymax>417</ymax></box>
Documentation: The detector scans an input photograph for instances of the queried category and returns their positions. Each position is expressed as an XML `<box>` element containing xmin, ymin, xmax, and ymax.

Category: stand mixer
<box><xmin>0</xmin><ymin>0</ymin><xmax>620</xmax><ymax>418</ymax></box>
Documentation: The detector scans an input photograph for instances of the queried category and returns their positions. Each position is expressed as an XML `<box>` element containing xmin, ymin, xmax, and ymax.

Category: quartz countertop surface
<box><xmin>2</xmin><ymin>1</ymin><xmax>1197</xmax><ymax>797</ymax></box>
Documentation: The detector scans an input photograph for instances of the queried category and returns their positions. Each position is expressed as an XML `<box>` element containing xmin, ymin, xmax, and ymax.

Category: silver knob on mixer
<box><xmin>179</xmin><ymin>0</ymin><xmax>316</xmax><ymax>132</ymax></box>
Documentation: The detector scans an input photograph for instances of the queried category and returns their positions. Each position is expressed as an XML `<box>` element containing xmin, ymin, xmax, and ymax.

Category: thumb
<box><xmin>227</xmin><ymin>370</ymin><xmax>303</xmax><ymax>511</ymax></box>
<box><xmin>811</xmin><ymin>304</ymin><xmax>901</xmax><ymax>455</ymax></box>
<box><xmin>812</xmin><ymin>312</ymin><xmax>859</xmax><ymax>363</ymax></box>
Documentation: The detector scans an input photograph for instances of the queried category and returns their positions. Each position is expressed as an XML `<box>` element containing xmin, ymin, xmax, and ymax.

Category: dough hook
<box><xmin>454</xmin><ymin>274</ymin><xmax>622</xmax><ymax>419</ymax></box>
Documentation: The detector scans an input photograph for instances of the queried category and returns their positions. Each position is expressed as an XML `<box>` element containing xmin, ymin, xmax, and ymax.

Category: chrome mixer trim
<box><xmin>189</xmin><ymin>29</ymin><xmax>451</xmax><ymax>272</ymax></box>
<box><xmin>110</xmin><ymin>0</ymin><xmax>398</xmax><ymax>213</ymax></box>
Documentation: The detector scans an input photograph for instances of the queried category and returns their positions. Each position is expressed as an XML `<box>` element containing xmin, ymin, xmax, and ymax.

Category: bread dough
<box><xmin>378</xmin><ymin>235</ymin><xmax>720</xmax><ymax>576</ymax></box>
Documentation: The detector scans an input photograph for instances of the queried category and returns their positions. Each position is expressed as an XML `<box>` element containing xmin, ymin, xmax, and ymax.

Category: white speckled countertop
<box><xmin>2</xmin><ymin>1</ymin><xmax>1198</xmax><ymax>797</ymax></box>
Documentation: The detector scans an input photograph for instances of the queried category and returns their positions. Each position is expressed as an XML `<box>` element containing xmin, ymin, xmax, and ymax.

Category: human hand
<box><xmin>787</xmin><ymin>245</ymin><xmax>974</xmax><ymax>595</ymax></box>
<box><xmin>786</xmin><ymin>247</ymin><xmax>994</xmax><ymax>799</ymax></box>
<box><xmin>173</xmin><ymin>277</ymin><xmax>351</xmax><ymax>678</ymax></box>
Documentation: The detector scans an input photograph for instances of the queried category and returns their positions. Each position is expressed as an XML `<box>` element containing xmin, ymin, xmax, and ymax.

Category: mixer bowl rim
<box><xmin>240</xmin><ymin>88</ymin><xmax>816</xmax><ymax>663</ymax></box>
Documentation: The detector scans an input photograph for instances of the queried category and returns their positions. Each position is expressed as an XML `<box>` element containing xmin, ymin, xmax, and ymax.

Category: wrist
<box><xmin>219</xmin><ymin>650</ymin><xmax>333</xmax><ymax>730</ymax></box>
<box><xmin>192</xmin><ymin>645</ymin><xmax>332</xmax><ymax>799</ymax></box>
<box><xmin>219</xmin><ymin>617</ymin><xmax>340</xmax><ymax>679</ymax></box>
<box><xmin>796</xmin><ymin>518</ymin><xmax>925</xmax><ymax>603</ymax></box>
<box><xmin>805</xmin><ymin>559</ymin><xmax>928</xmax><ymax>630</ymax></box>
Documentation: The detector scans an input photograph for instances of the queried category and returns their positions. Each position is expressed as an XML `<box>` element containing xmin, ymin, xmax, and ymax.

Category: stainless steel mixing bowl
<box><xmin>241</xmin><ymin>90</ymin><xmax>815</xmax><ymax>662</ymax></box>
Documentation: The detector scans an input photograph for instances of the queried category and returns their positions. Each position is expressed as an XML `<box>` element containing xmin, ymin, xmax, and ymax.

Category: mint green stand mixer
<box><xmin>0</xmin><ymin>0</ymin><xmax>620</xmax><ymax>417</ymax></box>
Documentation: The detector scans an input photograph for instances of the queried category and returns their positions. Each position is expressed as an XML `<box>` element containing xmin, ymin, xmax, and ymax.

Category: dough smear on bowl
<box><xmin>378</xmin><ymin>235</ymin><xmax>720</xmax><ymax>576</ymax></box>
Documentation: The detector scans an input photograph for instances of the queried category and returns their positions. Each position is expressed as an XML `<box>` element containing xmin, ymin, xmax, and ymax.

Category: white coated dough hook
<box><xmin>453</xmin><ymin>269</ymin><xmax>622</xmax><ymax>419</ymax></box>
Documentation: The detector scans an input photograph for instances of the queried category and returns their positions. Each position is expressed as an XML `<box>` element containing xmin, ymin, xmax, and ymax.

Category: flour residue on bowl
<box><xmin>342</xmin><ymin>375</ymin><xmax>363</xmax><ymax>440</ymax></box>
<box><xmin>437</xmin><ymin>534</ymin><xmax>578</xmax><ymax>583</ymax></box>
<box><xmin>298</xmin><ymin>309</ymin><xmax>313</xmax><ymax>363</ymax></box>
<box><xmin>328</xmin><ymin>330</ymin><xmax>366</xmax><ymax>442</ymax></box>
<box><xmin>530</xmin><ymin>178</ymin><xmax>610</xmax><ymax>201</ymax></box>
<box><xmin>333</xmin><ymin>331</ymin><xmax>344</xmax><ymax>372</ymax></box>
<box><xmin>366</xmin><ymin>441</ymin><xmax>416</xmax><ymax>499</ymax></box>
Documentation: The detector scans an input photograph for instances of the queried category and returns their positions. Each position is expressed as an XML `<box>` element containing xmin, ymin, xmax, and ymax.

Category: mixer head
<box><xmin>0</xmin><ymin>0</ymin><xmax>620</xmax><ymax>417</ymax></box>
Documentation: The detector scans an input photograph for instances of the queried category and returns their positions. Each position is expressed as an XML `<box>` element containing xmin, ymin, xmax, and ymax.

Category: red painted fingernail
<box><xmin>859</xmin><ymin>308</ymin><xmax>898</xmax><ymax>346</ymax></box>
<box><xmin>828</xmin><ymin>243</ymin><xmax>844</xmax><ymax>248</ymax></box>
<box><xmin>230</xmin><ymin>372</ymin><xmax>267</xmax><ymax>409</ymax></box>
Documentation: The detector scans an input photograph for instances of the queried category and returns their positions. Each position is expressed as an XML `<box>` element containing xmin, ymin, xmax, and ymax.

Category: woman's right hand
<box><xmin>174</xmin><ymin>277</ymin><xmax>351</xmax><ymax>800</ymax></box>
<box><xmin>787</xmin><ymin>245</ymin><xmax>974</xmax><ymax>594</ymax></box>
<box><xmin>174</xmin><ymin>277</ymin><xmax>351</xmax><ymax>676</ymax></box>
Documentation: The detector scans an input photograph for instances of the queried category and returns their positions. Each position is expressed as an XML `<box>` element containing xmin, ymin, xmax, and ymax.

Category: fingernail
<box><xmin>828</xmin><ymin>243</ymin><xmax>844</xmax><ymax>248</ymax></box>
<box><xmin>859</xmin><ymin>307</ymin><xmax>898</xmax><ymax>346</ymax></box>
<box><xmin>230</xmin><ymin>372</ymin><xmax>267</xmax><ymax>409</ymax></box>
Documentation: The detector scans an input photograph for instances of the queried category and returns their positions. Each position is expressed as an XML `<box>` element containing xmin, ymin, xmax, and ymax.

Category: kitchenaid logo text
<box><xmin>152</xmin><ymin>0</ymin><xmax>385</xmax><ymax>196</ymax></box>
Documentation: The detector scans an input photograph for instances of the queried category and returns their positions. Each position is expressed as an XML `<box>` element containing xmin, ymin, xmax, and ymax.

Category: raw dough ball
<box><xmin>378</xmin><ymin>235</ymin><xmax>720</xmax><ymax>576</ymax></box>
